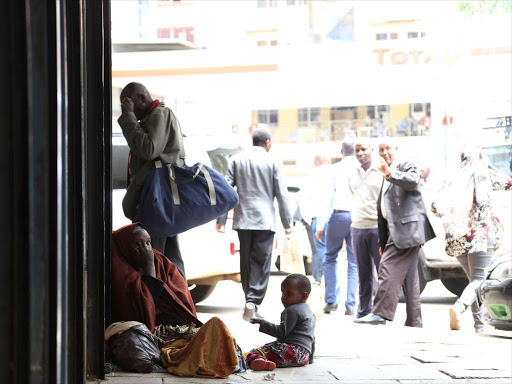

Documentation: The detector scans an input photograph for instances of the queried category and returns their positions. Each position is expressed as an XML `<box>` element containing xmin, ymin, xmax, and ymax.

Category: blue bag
<box><xmin>135</xmin><ymin>160</ymin><xmax>239</xmax><ymax>238</ymax></box>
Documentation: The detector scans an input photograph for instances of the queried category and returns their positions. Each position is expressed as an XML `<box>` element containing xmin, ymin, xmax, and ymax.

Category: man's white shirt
<box><xmin>316</xmin><ymin>156</ymin><xmax>360</xmax><ymax>230</ymax></box>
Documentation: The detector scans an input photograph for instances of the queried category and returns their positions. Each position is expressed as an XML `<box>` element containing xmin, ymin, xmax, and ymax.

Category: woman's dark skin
<box><xmin>131</xmin><ymin>229</ymin><xmax>156</xmax><ymax>278</ymax></box>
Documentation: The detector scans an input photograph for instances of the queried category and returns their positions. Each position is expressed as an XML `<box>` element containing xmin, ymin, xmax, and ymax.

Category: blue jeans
<box><xmin>311</xmin><ymin>217</ymin><xmax>326</xmax><ymax>283</ymax></box>
<box><xmin>323</xmin><ymin>212</ymin><xmax>358</xmax><ymax>310</ymax></box>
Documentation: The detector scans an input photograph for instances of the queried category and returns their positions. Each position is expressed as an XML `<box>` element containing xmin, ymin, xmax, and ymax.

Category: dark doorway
<box><xmin>1</xmin><ymin>1</ymin><xmax>112</xmax><ymax>382</ymax></box>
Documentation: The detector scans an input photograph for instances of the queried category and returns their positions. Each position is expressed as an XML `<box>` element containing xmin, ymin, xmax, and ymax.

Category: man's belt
<box><xmin>333</xmin><ymin>209</ymin><xmax>350</xmax><ymax>213</ymax></box>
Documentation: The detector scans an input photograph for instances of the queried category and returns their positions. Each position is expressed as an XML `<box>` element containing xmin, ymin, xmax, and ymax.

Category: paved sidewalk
<box><xmin>91</xmin><ymin>268</ymin><xmax>512</xmax><ymax>384</ymax></box>
<box><xmin>91</xmin><ymin>311</ymin><xmax>512</xmax><ymax>383</ymax></box>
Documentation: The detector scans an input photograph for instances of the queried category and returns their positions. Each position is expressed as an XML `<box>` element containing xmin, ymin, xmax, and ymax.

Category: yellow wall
<box><xmin>390</xmin><ymin>104</ymin><xmax>410</xmax><ymax>135</ymax></box>
<box><xmin>277</xmin><ymin>109</ymin><xmax>298</xmax><ymax>144</ymax></box>
<box><xmin>357</xmin><ymin>105</ymin><xmax>368</xmax><ymax>121</ymax></box>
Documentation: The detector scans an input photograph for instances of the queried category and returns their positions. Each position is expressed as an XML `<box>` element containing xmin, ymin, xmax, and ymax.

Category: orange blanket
<box><xmin>160</xmin><ymin>317</ymin><xmax>239</xmax><ymax>378</ymax></box>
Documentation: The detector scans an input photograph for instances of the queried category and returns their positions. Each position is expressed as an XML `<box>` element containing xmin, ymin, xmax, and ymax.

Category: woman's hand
<box><xmin>132</xmin><ymin>231</ymin><xmax>156</xmax><ymax>277</ymax></box>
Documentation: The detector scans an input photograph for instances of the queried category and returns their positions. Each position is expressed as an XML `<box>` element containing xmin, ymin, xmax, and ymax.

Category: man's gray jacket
<box><xmin>377</xmin><ymin>161</ymin><xmax>436</xmax><ymax>250</ymax></box>
<box><xmin>118</xmin><ymin>102</ymin><xmax>185</xmax><ymax>220</ymax></box>
<box><xmin>217</xmin><ymin>146</ymin><xmax>293</xmax><ymax>232</ymax></box>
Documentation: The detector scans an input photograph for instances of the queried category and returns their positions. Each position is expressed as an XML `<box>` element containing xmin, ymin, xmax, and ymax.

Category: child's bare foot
<box><xmin>250</xmin><ymin>359</ymin><xmax>276</xmax><ymax>371</ymax></box>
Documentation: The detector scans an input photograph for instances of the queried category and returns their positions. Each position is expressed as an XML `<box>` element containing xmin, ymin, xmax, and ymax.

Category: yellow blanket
<box><xmin>160</xmin><ymin>317</ymin><xmax>239</xmax><ymax>378</ymax></box>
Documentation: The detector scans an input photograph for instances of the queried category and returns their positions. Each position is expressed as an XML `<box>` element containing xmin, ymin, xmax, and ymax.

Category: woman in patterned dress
<box><xmin>432</xmin><ymin>146</ymin><xmax>512</xmax><ymax>332</ymax></box>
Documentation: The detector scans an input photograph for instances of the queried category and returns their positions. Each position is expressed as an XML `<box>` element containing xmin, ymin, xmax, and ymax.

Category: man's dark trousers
<box><xmin>152</xmin><ymin>236</ymin><xmax>186</xmax><ymax>280</ymax></box>
<box><xmin>352</xmin><ymin>228</ymin><xmax>380</xmax><ymax>318</ymax></box>
<box><xmin>372</xmin><ymin>242</ymin><xmax>422</xmax><ymax>327</ymax></box>
<box><xmin>237</xmin><ymin>229</ymin><xmax>275</xmax><ymax>306</ymax></box>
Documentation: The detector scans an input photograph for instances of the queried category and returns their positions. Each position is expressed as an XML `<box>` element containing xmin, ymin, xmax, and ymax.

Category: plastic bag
<box><xmin>280</xmin><ymin>236</ymin><xmax>305</xmax><ymax>274</ymax></box>
<box><xmin>106</xmin><ymin>323</ymin><xmax>161</xmax><ymax>373</ymax></box>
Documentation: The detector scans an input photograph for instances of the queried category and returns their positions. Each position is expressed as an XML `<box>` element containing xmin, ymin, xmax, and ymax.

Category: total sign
<box><xmin>373</xmin><ymin>48</ymin><xmax>460</xmax><ymax>65</ymax></box>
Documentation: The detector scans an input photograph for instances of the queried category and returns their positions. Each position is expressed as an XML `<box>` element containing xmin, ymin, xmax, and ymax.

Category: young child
<box><xmin>247</xmin><ymin>273</ymin><xmax>316</xmax><ymax>371</ymax></box>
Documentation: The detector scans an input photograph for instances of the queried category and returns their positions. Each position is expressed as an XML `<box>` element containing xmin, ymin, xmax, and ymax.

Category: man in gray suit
<box><xmin>216</xmin><ymin>128</ymin><xmax>293</xmax><ymax>320</ymax></box>
<box><xmin>355</xmin><ymin>138</ymin><xmax>435</xmax><ymax>326</ymax></box>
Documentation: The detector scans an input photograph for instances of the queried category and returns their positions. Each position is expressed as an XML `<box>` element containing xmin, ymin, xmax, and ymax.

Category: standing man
<box><xmin>355</xmin><ymin>139</ymin><xmax>435</xmax><ymax>327</ymax></box>
<box><xmin>297</xmin><ymin>155</ymin><xmax>331</xmax><ymax>284</ymax></box>
<box><xmin>118</xmin><ymin>82</ymin><xmax>187</xmax><ymax>279</ymax></box>
<box><xmin>216</xmin><ymin>128</ymin><xmax>293</xmax><ymax>320</ymax></box>
<box><xmin>316</xmin><ymin>141</ymin><xmax>360</xmax><ymax>315</ymax></box>
<box><xmin>349</xmin><ymin>140</ymin><xmax>383</xmax><ymax>318</ymax></box>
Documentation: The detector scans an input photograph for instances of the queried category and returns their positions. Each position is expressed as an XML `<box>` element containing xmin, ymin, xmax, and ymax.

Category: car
<box><xmin>477</xmin><ymin>252</ymin><xmax>512</xmax><ymax>331</ymax></box>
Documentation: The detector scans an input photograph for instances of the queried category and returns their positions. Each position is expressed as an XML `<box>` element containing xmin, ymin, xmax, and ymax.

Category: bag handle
<box><xmin>200</xmin><ymin>165</ymin><xmax>217</xmax><ymax>206</ymax></box>
<box><xmin>155</xmin><ymin>161</ymin><xmax>216</xmax><ymax>206</ymax></box>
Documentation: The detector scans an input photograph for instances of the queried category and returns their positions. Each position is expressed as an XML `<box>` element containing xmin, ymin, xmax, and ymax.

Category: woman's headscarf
<box><xmin>433</xmin><ymin>146</ymin><xmax>494</xmax><ymax>239</ymax></box>
<box><xmin>111</xmin><ymin>223</ymin><xmax>201</xmax><ymax>332</ymax></box>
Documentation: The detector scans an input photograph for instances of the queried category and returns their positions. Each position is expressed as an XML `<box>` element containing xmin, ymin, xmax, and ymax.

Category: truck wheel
<box><xmin>441</xmin><ymin>278</ymin><xmax>469</xmax><ymax>297</ymax></box>
<box><xmin>189</xmin><ymin>283</ymin><xmax>217</xmax><ymax>304</ymax></box>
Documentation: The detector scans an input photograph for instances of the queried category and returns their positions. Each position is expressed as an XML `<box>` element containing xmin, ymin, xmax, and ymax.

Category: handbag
<box><xmin>106</xmin><ymin>322</ymin><xmax>161</xmax><ymax>373</ymax></box>
<box><xmin>135</xmin><ymin>160</ymin><xmax>239</xmax><ymax>238</ymax></box>
<box><xmin>280</xmin><ymin>235</ymin><xmax>305</xmax><ymax>274</ymax></box>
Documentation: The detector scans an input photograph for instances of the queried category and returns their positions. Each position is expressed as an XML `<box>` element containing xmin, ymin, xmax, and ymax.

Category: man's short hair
<box><xmin>252</xmin><ymin>128</ymin><xmax>272</xmax><ymax>146</ymax></box>
<box><xmin>120</xmin><ymin>82</ymin><xmax>150</xmax><ymax>100</ymax></box>
<box><xmin>342</xmin><ymin>140</ymin><xmax>355</xmax><ymax>156</ymax></box>
<box><xmin>285</xmin><ymin>273</ymin><xmax>311</xmax><ymax>294</ymax></box>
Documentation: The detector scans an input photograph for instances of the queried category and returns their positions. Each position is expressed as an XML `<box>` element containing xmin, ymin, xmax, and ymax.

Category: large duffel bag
<box><xmin>135</xmin><ymin>160</ymin><xmax>239</xmax><ymax>238</ymax></box>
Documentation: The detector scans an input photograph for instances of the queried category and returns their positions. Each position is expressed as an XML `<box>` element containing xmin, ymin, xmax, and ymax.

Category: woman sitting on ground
<box><xmin>111</xmin><ymin>223</ymin><xmax>202</xmax><ymax>332</ymax></box>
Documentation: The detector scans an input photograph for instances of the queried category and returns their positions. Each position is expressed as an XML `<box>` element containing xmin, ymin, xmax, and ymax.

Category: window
<box><xmin>298</xmin><ymin>107</ymin><xmax>320</xmax><ymax>125</ymax></box>
<box><xmin>421</xmin><ymin>32</ymin><xmax>426</xmax><ymax>38</ymax></box>
<box><xmin>270</xmin><ymin>40</ymin><xmax>278</xmax><ymax>46</ymax></box>
<box><xmin>257</xmin><ymin>40</ymin><xmax>268</xmax><ymax>47</ymax></box>
<box><xmin>367</xmin><ymin>105</ymin><xmax>376</xmax><ymax>119</ymax></box>
<box><xmin>413</xmin><ymin>103</ymin><xmax>424</xmax><ymax>113</ymax></box>
<box><xmin>258</xmin><ymin>0</ymin><xmax>278</xmax><ymax>8</ymax></box>
<box><xmin>269</xmin><ymin>110</ymin><xmax>278</xmax><ymax>124</ymax></box>
<box><xmin>390</xmin><ymin>33</ymin><xmax>398</xmax><ymax>39</ymax></box>
<box><xmin>376</xmin><ymin>33</ymin><xmax>388</xmax><ymax>40</ymax></box>
<box><xmin>258</xmin><ymin>110</ymin><xmax>279</xmax><ymax>125</ymax></box>
<box><xmin>377</xmin><ymin>105</ymin><xmax>389</xmax><ymax>113</ymax></box>
<box><xmin>408</xmin><ymin>32</ymin><xmax>419</xmax><ymax>39</ymax></box>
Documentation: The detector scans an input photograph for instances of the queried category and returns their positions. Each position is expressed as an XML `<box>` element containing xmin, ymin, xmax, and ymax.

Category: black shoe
<box><xmin>323</xmin><ymin>303</ymin><xmax>338</xmax><ymax>314</ymax></box>
<box><xmin>353</xmin><ymin>313</ymin><xmax>386</xmax><ymax>325</ymax></box>
<box><xmin>345</xmin><ymin>308</ymin><xmax>355</xmax><ymax>316</ymax></box>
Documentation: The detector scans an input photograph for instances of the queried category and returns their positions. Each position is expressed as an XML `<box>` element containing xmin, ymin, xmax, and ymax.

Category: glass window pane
<box><xmin>298</xmin><ymin>108</ymin><xmax>308</xmax><ymax>122</ymax></box>
<box><xmin>258</xmin><ymin>110</ymin><xmax>268</xmax><ymax>124</ymax></box>
<box><xmin>269</xmin><ymin>110</ymin><xmax>279</xmax><ymax>124</ymax></box>
<box><xmin>310</xmin><ymin>108</ymin><xmax>320</xmax><ymax>122</ymax></box>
